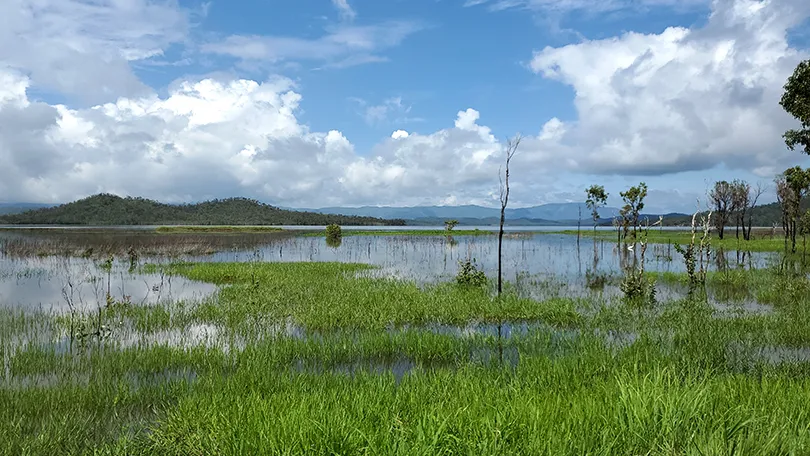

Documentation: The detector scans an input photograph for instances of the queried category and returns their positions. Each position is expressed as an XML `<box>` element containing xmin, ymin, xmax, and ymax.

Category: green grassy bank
<box><xmin>5</xmin><ymin>262</ymin><xmax>810</xmax><ymax>454</ymax></box>
<box><xmin>558</xmin><ymin>229</ymin><xmax>790</xmax><ymax>252</ymax></box>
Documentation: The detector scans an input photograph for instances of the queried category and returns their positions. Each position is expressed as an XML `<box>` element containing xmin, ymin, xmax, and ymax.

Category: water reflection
<box><xmin>0</xmin><ymin>230</ymin><xmax>777</xmax><ymax>312</ymax></box>
<box><xmin>0</xmin><ymin>256</ymin><xmax>216</xmax><ymax>312</ymax></box>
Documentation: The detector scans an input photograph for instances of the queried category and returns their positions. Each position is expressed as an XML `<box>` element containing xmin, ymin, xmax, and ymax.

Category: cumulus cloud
<box><xmin>0</xmin><ymin>0</ymin><xmax>191</xmax><ymax>103</ymax></box>
<box><xmin>1</xmin><ymin>0</ymin><xmax>809</xmax><ymax>210</ymax></box>
<box><xmin>528</xmin><ymin>0</ymin><xmax>810</xmax><ymax>176</ymax></box>
<box><xmin>0</xmin><ymin>68</ymin><xmax>562</xmax><ymax>206</ymax></box>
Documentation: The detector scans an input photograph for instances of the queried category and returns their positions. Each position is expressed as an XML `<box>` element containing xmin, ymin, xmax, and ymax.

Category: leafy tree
<box><xmin>585</xmin><ymin>185</ymin><xmax>609</xmax><ymax>233</ymax></box>
<box><xmin>444</xmin><ymin>220</ymin><xmax>459</xmax><ymax>232</ymax></box>
<box><xmin>619</xmin><ymin>182</ymin><xmax>647</xmax><ymax>239</ymax></box>
<box><xmin>800</xmin><ymin>210</ymin><xmax>810</xmax><ymax>255</ymax></box>
<box><xmin>780</xmin><ymin>60</ymin><xmax>810</xmax><ymax>154</ymax></box>
<box><xmin>709</xmin><ymin>181</ymin><xmax>734</xmax><ymax>239</ymax></box>
<box><xmin>776</xmin><ymin>167</ymin><xmax>810</xmax><ymax>252</ymax></box>
<box><xmin>785</xmin><ymin>167</ymin><xmax>810</xmax><ymax>252</ymax></box>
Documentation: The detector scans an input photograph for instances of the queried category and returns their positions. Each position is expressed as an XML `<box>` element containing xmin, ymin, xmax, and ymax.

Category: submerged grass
<box><xmin>302</xmin><ymin>229</ymin><xmax>498</xmax><ymax>237</ymax></box>
<box><xmin>165</xmin><ymin>262</ymin><xmax>582</xmax><ymax>329</ymax></box>
<box><xmin>559</xmin><ymin>229</ymin><xmax>788</xmax><ymax>252</ymax></box>
<box><xmin>154</xmin><ymin>226</ymin><xmax>285</xmax><ymax>234</ymax></box>
<box><xmin>8</xmin><ymin>261</ymin><xmax>810</xmax><ymax>453</ymax></box>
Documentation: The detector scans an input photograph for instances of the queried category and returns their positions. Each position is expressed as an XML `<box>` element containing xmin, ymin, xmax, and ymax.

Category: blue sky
<box><xmin>1</xmin><ymin>0</ymin><xmax>809</xmax><ymax>213</ymax></box>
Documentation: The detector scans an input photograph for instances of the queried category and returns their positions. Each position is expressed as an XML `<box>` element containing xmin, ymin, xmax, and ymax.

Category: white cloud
<box><xmin>0</xmin><ymin>0</ymin><xmax>191</xmax><ymax>103</ymax></box>
<box><xmin>0</xmin><ymin>68</ymin><xmax>562</xmax><ymax>207</ymax></box>
<box><xmin>202</xmin><ymin>21</ymin><xmax>422</xmax><ymax>69</ymax></box>
<box><xmin>527</xmin><ymin>0</ymin><xmax>810</xmax><ymax>176</ymax></box>
<box><xmin>352</xmin><ymin>96</ymin><xmax>422</xmax><ymax>125</ymax></box>
<box><xmin>332</xmin><ymin>0</ymin><xmax>357</xmax><ymax>21</ymax></box>
<box><xmin>1</xmin><ymin>0</ymin><xmax>809</xmax><ymax>211</ymax></box>
<box><xmin>466</xmin><ymin>0</ymin><xmax>708</xmax><ymax>14</ymax></box>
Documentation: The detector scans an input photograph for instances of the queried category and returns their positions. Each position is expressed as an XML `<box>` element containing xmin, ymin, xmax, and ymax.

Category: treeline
<box><xmin>583</xmin><ymin>57</ymin><xmax>810</xmax><ymax>252</ymax></box>
<box><xmin>0</xmin><ymin>194</ymin><xmax>407</xmax><ymax>226</ymax></box>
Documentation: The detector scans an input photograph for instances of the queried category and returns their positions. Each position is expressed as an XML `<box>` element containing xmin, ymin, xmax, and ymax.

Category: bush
<box><xmin>325</xmin><ymin>223</ymin><xmax>342</xmax><ymax>239</ymax></box>
<box><xmin>456</xmin><ymin>258</ymin><xmax>487</xmax><ymax>288</ymax></box>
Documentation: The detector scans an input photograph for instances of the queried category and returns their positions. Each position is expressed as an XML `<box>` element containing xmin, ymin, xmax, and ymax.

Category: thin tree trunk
<box><xmin>498</xmin><ymin>204</ymin><xmax>505</xmax><ymax>296</ymax></box>
<box><xmin>498</xmin><ymin>135</ymin><xmax>520</xmax><ymax>298</ymax></box>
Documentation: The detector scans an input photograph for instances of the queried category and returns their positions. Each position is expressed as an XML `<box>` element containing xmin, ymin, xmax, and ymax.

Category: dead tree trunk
<box><xmin>498</xmin><ymin>135</ymin><xmax>521</xmax><ymax>297</ymax></box>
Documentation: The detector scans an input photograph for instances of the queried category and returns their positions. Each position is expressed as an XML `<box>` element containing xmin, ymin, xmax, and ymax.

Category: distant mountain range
<box><xmin>296</xmin><ymin>203</ymin><xmax>624</xmax><ymax>224</ymax></box>
<box><xmin>0</xmin><ymin>199</ymin><xmax>692</xmax><ymax>226</ymax></box>
<box><xmin>295</xmin><ymin>203</ymin><xmax>692</xmax><ymax>226</ymax></box>
<box><xmin>0</xmin><ymin>203</ymin><xmax>52</xmax><ymax>215</ymax></box>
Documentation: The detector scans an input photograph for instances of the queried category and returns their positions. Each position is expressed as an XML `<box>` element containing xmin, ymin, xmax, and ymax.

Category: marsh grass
<box><xmin>154</xmin><ymin>226</ymin><xmax>285</xmax><ymax>234</ymax></box>
<box><xmin>0</xmin><ymin>231</ymin><xmax>295</xmax><ymax>259</ymax></box>
<box><xmin>561</xmin><ymin>229</ymin><xmax>788</xmax><ymax>252</ymax></box>
<box><xmin>302</xmin><ymin>229</ymin><xmax>498</xmax><ymax>237</ymax></box>
<box><xmin>8</xmin><ymin>262</ymin><xmax>810</xmax><ymax>453</ymax></box>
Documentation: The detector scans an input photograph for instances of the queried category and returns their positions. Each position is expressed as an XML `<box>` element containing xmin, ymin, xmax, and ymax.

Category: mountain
<box><xmin>0</xmin><ymin>203</ymin><xmax>53</xmax><ymax>215</ymax></box>
<box><xmin>0</xmin><ymin>194</ymin><xmax>405</xmax><ymax>226</ymax></box>
<box><xmin>298</xmin><ymin>203</ymin><xmax>622</xmax><ymax>222</ymax></box>
<box><xmin>404</xmin><ymin>217</ymin><xmax>566</xmax><ymax>226</ymax></box>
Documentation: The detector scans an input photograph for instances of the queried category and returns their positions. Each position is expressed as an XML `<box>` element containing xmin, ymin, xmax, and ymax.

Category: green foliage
<box><xmin>325</xmin><ymin>223</ymin><xmax>342</xmax><ymax>239</ymax></box>
<box><xmin>325</xmin><ymin>224</ymin><xmax>342</xmax><ymax>248</ymax></box>
<box><xmin>780</xmin><ymin>59</ymin><xmax>810</xmax><ymax>154</ymax></box>
<box><xmin>585</xmin><ymin>184</ymin><xmax>609</xmax><ymax>229</ymax></box>
<box><xmin>620</xmin><ymin>250</ymin><xmax>656</xmax><ymax>306</ymax></box>
<box><xmin>455</xmin><ymin>258</ymin><xmax>488</xmax><ymax>288</ymax></box>
<box><xmin>0</xmin><ymin>193</ymin><xmax>406</xmax><ymax>226</ymax></box>
<box><xmin>444</xmin><ymin>219</ymin><xmax>459</xmax><ymax>232</ymax></box>
<box><xmin>13</xmin><ymin>259</ymin><xmax>810</xmax><ymax>453</ymax></box>
<box><xmin>620</xmin><ymin>182</ymin><xmax>647</xmax><ymax>238</ymax></box>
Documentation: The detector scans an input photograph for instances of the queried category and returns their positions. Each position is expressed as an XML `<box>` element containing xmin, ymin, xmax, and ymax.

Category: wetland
<box><xmin>3</xmin><ymin>226</ymin><xmax>810</xmax><ymax>454</ymax></box>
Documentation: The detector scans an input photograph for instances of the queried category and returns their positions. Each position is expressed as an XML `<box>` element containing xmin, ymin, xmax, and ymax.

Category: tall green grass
<box><xmin>6</xmin><ymin>261</ymin><xmax>810</xmax><ymax>454</ymax></box>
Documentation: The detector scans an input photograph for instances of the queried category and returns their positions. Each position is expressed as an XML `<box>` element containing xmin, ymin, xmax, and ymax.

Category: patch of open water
<box><xmin>0</xmin><ymin>230</ymin><xmax>777</xmax><ymax>313</ymax></box>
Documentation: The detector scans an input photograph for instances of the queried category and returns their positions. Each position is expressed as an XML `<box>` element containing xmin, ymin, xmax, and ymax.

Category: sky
<box><xmin>1</xmin><ymin>0</ymin><xmax>810</xmax><ymax>214</ymax></box>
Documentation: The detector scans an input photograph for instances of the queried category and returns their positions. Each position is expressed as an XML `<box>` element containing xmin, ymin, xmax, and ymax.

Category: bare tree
<box><xmin>709</xmin><ymin>180</ymin><xmax>734</xmax><ymax>239</ymax></box>
<box><xmin>746</xmin><ymin>181</ymin><xmax>765</xmax><ymax>240</ymax></box>
<box><xmin>498</xmin><ymin>134</ymin><xmax>521</xmax><ymax>297</ymax></box>
<box><xmin>730</xmin><ymin>179</ymin><xmax>750</xmax><ymax>239</ymax></box>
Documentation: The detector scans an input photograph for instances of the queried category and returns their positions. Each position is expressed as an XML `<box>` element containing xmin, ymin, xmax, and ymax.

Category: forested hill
<box><xmin>660</xmin><ymin>201</ymin><xmax>800</xmax><ymax>227</ymax></box>
<box><xmin>0</xmin><ymin>194</ymin><xmax>406</xmax><ymax>226</ymax></box>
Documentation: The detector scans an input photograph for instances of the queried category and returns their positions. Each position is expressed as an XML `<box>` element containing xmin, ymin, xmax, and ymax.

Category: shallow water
<box><xmin>0</xmin><ymin>229</ymin><xmax>775</xmax><ymax>313</ymax></box>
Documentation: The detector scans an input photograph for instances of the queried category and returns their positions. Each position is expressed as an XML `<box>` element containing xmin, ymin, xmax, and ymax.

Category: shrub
<box><xmin>325</xmin><ymin>223</ymin><xmax>342</xmax><ymax>239</ymax></box>
<box><xmin>456</xmin><ymin>258</ymin><xmax>487</xmax><ymax>288</ymax></box>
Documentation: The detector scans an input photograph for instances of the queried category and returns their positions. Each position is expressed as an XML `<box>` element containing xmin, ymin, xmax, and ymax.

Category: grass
<box><xmin>154</xmin><ymin>226</ymin><xmax>285</xmax><ymax>233</ymax></box>
<box><xmin>9</xmin><ymin>260</ymin><xmax>810</xmax><ymax>453</ymax></box>
<box><xmin>558</xmin><ymin>229</ymin><xmax>790</xmax><ymax>252</ymax></box>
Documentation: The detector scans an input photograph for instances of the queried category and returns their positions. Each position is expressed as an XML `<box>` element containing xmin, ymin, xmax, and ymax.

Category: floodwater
<box><xmin>0</xmin><ymin>228</ymin><xmax>776</xmax><ymax>313</ymax></box>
